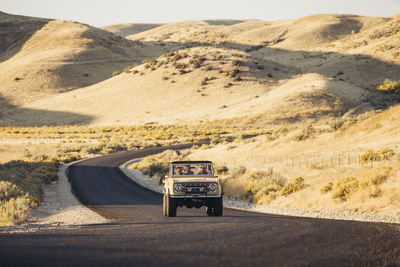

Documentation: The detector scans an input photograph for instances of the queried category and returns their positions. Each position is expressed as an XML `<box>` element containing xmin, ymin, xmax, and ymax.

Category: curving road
<box><xmin>1</xmin><ymin>144</ymin><xmax>400</xmax><ymax>266</ymax></box>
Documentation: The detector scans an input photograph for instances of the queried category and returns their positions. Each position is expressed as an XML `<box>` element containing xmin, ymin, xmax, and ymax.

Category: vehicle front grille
<box><xmin>182</xmin><ymin>183</ymin><xmax>208</xmax><ymax>193</ymax></box>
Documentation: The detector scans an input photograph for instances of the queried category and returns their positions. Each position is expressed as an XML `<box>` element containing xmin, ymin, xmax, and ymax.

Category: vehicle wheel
<box><xmin>213</xmin><ymin>197</ymin><xmax>223</xmax><ymax>216</ymax></box>
<box><xmin>206</xmin><ymin>205</ymin><xmax>214</xmax><ymax>216</ymax></box>
<box><xmin>167</xmin><ymin>195</ymin><xmax>177</xmax><ymax>217</ymax></box>
<box><xmin>163</xmin><ymin>193</ymin><xmax>167</xmax><ymax>216</ymax></box>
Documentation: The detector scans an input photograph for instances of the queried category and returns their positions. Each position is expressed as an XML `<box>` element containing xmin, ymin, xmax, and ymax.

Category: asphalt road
<box><xmin>1</xmin><ymin>144</ymin><xmax>400</xmax><ymax>267</ymax></box>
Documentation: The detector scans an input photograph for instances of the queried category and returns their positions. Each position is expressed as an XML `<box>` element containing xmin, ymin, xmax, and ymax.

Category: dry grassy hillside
<box><xmin>1</xmin><ymin>13</ymin><xmax>400</xmax><ymax>127</ymax></box>
<box><xmin>0</xmin><ymin>11</ymin><xmax>167</xmax><ymax>107</ymax></box>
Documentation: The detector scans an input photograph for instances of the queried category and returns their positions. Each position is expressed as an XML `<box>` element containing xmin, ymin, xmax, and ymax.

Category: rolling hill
<box><xmin>0</xmin><ymin>12</ymin><xmax>399</xmax><ymax>126</ymax></box>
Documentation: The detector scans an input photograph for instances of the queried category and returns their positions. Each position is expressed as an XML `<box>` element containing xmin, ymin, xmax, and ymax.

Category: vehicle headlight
<box><xmin>208</xmin><ymin>183</ymin><xmax>217</xmax><ymax>192</ymax></box>
<box><xmin>174</xmin><ymin>184</ymin><xmax>183</xmax><ymax>192</ymax></box>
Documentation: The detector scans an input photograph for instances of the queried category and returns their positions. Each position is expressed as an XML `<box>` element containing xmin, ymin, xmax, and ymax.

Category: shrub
<box><xmin>359</xmin><ymin>166</ymin><xmax>392</xmax><ymax>189</ymax></box>
<box><xmin>309</xmin><ymin>162</ymin><xmax>327</xmax><ymax>170</ymax></box>
<box><xmin>377</xmin><ymin>79</ymin><xmax>400</xmax><ymax>94</ymax></box>
<box><xmin>191</xmin><ymin>60</ymin><xmax>201</xmax><ymax>68</ymax></box>
<box><xmin>224</xmin><ymin>82</ymin><xmax>233</xmax><ymax>88</ymax></box>
<box><xmin>378</xmin><ymin>148</ymin><xmax>395</xmax><ymax>160</ymax></box>
<box><xmin>320</xmin><ymin>182</ymin><xmax>333</xmax><ymax>194</ymax></box>
<box><xmin>243</xmin><ymin>181</ymin><xmax>257</xmax><ymax>200</ymax></box>
<box><xmin>294</xmin><ymin>124</ymin><xmax>315</xmax><ymax>141</ymax></box>
<box><xmin>280</xmin><ymin>176</ymin><xmax>306</xmax><ymax>196</ymax></box>
<box><xmin>231</xmin><ymin>59</ymin><xmax>241</xmax><ymax>66</ymax></box>
<box><xmin>332</xmin><ymin>176</ymin><xmax>358</xmax><ymax>201</ymax></box>
<box><xmin>228</xmin><ymin>69</ymin><xmax>240</xmax><ymax>78</ymax></box>
<box><xmin>0</xmin><ymin>199</ymin><xmax>15</xmax><ymax>226</ymax></box>
<box><xmin>329</xmin><ymin>118</ymin><xmax>344</xmax><ymax>131</ymax></box>
<box><xmin>254</xmin><ymin>184</ymin><xmax>280</xmax><ymax>204</ymax></box>
<box><xmin>175</xmin><ymin>63</ymin><xmax>187</xmax><ymax>70</ymax></box>
<box><xmin>360</xmin><ymin>148</ymin><xmax>395</xmax><ymax>164</ymax></box>
<box><xmin>243</xmin><ymin>169</ymin><xmax>286</xmax><ymax>201</ymax></box>
<box><xmin>179</xmin><ymin>70</ymin><xmax>188</xmax><ymax>75</ymax></box>
<box><xmin>368</xmin><ymin>185</ymin><xmax>382</xmax><ymax>198</ymax></box>
<box><xmin>0</xmin><ymin>181</ymin><xmax>25</xmax><ymax>201</ymax></box>
<box><xmin>360</xmin><ymin>149</ymin><xmax>380</xmax><ymax>164</ymax></box>
<box><xmin>112</xmin><ymin>71</ymin><xmax>120</xmax><ymax>76</ymax></box>
<box><xmin>214</xmin><ymin>165</ymin><xmax>229</xmax><ymax>174</ymax></box>
<box><xmin>0</xmin><ymin>197</ymin><xmax>29</xmax><ymax>226</ymax></box>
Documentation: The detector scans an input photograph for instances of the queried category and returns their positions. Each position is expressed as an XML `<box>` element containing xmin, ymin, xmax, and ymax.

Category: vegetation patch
<box><xmin>377</xmin><ymin>79</ymin><xmax>400</xmax><ymax>94</ymax></box>
<box><xmin>280</xmin><ymin>176</ymin><xmax>306</xmax><ymax>196</ymax></box>
<box><xmin>360</xmin><ymin>148</ymin><xmax>395</xmax><ymax>164</ymax></box>
<box><xmin>325</xmin><ymin>166</ymin><xmax>393</xmax><ymax>201</ymax></box>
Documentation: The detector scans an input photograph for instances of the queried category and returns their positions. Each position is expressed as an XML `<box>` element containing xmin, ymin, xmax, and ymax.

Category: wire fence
<box><xmin>245</xmin><ymin>153</ymin><xmax>400</xmax><ymax>169</ymax></box>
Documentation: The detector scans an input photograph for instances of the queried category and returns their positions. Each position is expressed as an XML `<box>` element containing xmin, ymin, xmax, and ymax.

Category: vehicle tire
<box><xmin>167</xmin><ymin>195</ymin><xmax>177</xmax><ymax>217</ymax></box>
<box><xmin>163</xmin><ymin>193</ymin><xmax>167</xmax><ymax>216</ymax></box>
<box><xmin>213</xmin><ymin>197</ymin><xmax>223</xmax><ymax>216</ymax></box>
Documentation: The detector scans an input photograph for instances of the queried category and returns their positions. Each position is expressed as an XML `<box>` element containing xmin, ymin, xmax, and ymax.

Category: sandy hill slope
<box><xmin>2</xmin><ymin>46</ymin><xmax>378</xmax><ymax>126</ymax></box>
<box><xmin>1</xmin><ymin>13</ymin><xmax>400</xmax><ymax>126</ymax></box>
<box><xmin>0</xmin><ymin>12</ymin><xmax>167</xmax><ymax>107</ymax></box>
<box><xmin>102</xmin><ymin>23</ymin><xmax>163</xmax><ymax>37</ymax></box>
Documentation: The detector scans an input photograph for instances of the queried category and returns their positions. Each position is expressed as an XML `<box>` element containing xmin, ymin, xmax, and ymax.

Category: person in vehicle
<box><xmin>182</xmin><ymin>165</ymin><xmax>194</xmax><ymax>175</ymax></box>
<box><xmin>197</xmin><ymin>165</ymin><xmax>209</xmax><ymax>175</ymax></box>
<box><xmin>174</xmin><ymin>166</ymin><xmax>183</xmax><ymax>175</ymax></box>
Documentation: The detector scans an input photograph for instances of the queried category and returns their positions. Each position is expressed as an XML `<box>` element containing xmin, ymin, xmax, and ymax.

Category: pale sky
<box><xmin>1</xmin><ymin>0</ymin><xmax>399</xmax><ymax>27</ymax></box>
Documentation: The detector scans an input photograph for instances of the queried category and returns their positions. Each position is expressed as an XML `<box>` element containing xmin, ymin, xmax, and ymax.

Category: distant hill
<box><xmin>102</xmin><ymin>23</ymin><xmax>163</xmax><ymax>37</ymax></box>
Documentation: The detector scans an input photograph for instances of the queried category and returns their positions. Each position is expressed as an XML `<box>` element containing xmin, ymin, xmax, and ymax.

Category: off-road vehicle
<box><xmin>163</xmin><ymin>160</ymin><xmax>223</xmax><ymax>217</ymax></box>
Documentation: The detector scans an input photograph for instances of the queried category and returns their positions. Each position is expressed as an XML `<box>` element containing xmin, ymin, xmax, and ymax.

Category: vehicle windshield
<box><xmin>171</xmin><ymin>163</ymin><xmax>213</xmax><ymax>176</ymax></box>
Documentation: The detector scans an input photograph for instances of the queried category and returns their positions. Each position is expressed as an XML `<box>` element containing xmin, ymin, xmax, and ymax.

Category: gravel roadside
<box><xmin>0</xmin><ymin>162</ymin><xmax>109</xmax><ymax>233</ymax></box>
<box><xmin>120</xmin><ymin>159</ymin><xmax>400</xmax><ymax>224</ymax></box>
